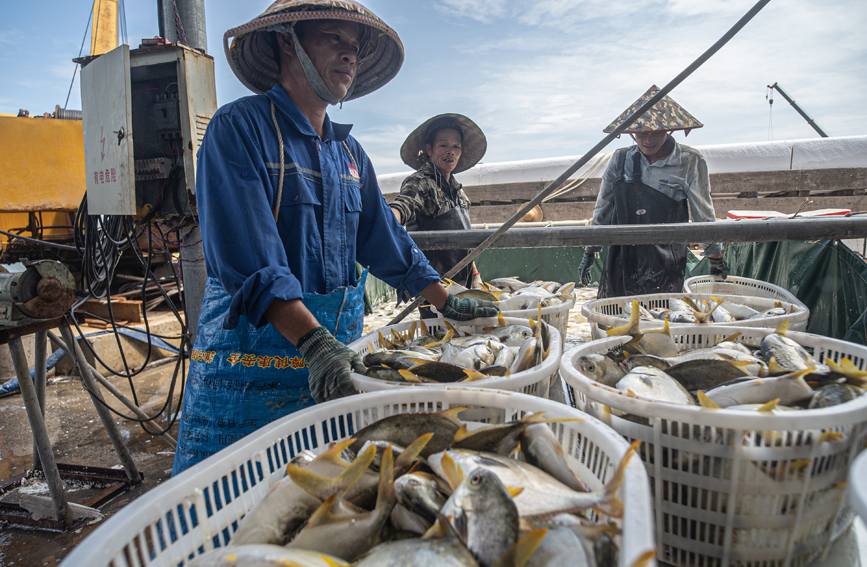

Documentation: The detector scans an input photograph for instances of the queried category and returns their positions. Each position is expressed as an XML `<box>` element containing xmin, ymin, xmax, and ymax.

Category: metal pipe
<box><xmin>48</xmin><ymin>332</ymin><xmax>176</xmax><ymax>447</ymax></box>
<box><xmin>181</xmin><ymin>224</ymin><xmax>205</xmax><ymax>348</ymax></box>
<box><xmin>387</xmin><ymin>0</ymin><xmax>773</xmax><ymax>325</ymax></box>
<box><xmin>32</xmin><ymin>331</ymin><xmax>48</xmax><ymax>470</ymax></box>
<box><xmin>767</xmin><ymin>83</ymin><xmax>829</xmax><ymax>138</ymax></box>
<box><xmin>158</xmin><ymin>0</ymin><xmax>207</xmax><ymax>52</ymax></box>
<box><xmin>59</xmin><ymin>326</ymin><xmax>141</xmax><ymax>484</ymax></box>
<box><xmin>470</xmin><ymin>220</ymin><xmax>590</xmax><ymax>230</ymax></box>
<box><xmin>8</xmin><ymin>337</ymin><xmax>71</xmax><ymax>525</ymax></box>
<box><xmin>46</xmin><ymin>331</ymin><xmax>177</xmax><ymax>449</ymax></box>
<box><xmin>407</xmin><ymin>217</ymin><xmax>867</xmax><ymax>250</ymax></box>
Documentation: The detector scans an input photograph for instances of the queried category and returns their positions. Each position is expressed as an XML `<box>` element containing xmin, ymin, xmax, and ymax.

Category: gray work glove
<box><xmin>439</xmin><ymin>293</ymin><xmax>499</xmax><ymax>321</ymax></box>
<box><xmin>296</xmin><ymin>326</ymin><xmax>363</xmax><ymax>403</ymax></box>
<box><xmin>578</xmin><ymin>252</ymin><xmax>596</xmax><ymax>286</ymax></box>
<box><xmin>708</xmin><ymin>256</ymin><xmax>729</xmax><ymax>280</ymax></box>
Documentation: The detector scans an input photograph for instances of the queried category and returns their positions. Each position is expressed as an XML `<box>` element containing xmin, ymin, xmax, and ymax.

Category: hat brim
<box><xmin>400</xmin><ymin>114</ymin><xmax>487</xmax><ymax>174</ymax></box>
<box><xmin>224</xmin><ymin>1</ymin><xmax>404</xmax><ymax>100</ymax></box>
<box><xmin>603</xmin><ymin>85</ymin><xmax>703</xmax><ymax>134</ymax></box>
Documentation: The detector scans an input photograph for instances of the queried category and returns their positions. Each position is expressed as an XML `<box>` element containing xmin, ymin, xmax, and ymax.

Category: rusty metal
<box><xmin>0</xmin><ymin>465</ymin><xmax>140</xmax><ymax>531</ymax></box>
<box><xmin>0</xmin><ymin>317</ymin><xmax>63</xmax><ymax>345</ymax></box>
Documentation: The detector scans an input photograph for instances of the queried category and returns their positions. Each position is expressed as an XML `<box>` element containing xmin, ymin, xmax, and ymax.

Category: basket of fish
<box><xmin>684</xmin><ymin>275</ymin><xmax>807</xmax><ymax>310</ymax></box>
<box><xmin>582</xmin><ymin>292</ymin><xmax>809</xmax><ymax>340</ymax></box>
<box><xmin>442</xmin><ymin>277</ymin><xmax>576</xmax><ymax>348</ymax></box>
<box><xmin>560</xmin><ymin>318</ymin><xmax>867</xmax><ymax>567</ymax></box>
<box><xmin>62</xmin><ymin>388</ymin><xmax>657</xmax><ymax>567</ymax></box>
<box><xmin>349</xmin><ymin>315</ymin><xmax>561</xmax><ymax>398</ymax></box>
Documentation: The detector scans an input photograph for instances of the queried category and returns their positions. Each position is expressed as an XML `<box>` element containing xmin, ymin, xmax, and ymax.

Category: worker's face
<box><xmin>294</xmin><ymin>20</ymin><xmax>362</xmax><ymax>99</ymax></box>
<box><xmin>426</xmin><ymin>129</ymin><xmax>463</xmax><ymax>178</ymax></box>
<box><xmin>633</xmin><ymin>131</ymin><xmax>670</xmax><ymax>157</ymax></box>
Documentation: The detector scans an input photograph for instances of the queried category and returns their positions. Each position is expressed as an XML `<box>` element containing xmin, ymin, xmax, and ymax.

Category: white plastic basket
<box><xmin>560</xmin><ymin>325</ymin><xmax>867</xmax><ymax>567</ymax></box>
<box><xmin>850</xmin><ymin>449</ymin><xmax>867</xmax><ymax>522</ymax></box>
<box><xmin>62</xmin><ymin>389</ymin><xmax>656</xmax><ymax>567</ymax></box>
<box><xmin>349</xmin><ymin>316</ymin><xmax>561</xmax><ymax>398</ymax></box>
<box><xmin>582</xmin><ymin>292</ymin><xmax>809</xmax><ymax>340</ymax></box>
<box><xmin>684</xmin><ymin>275</ymin><xmax>807</xmax><ymax>310</ymax></box>
<box><xmin>500</xmin><ymin>297</ymin><xmax>575</xmax><ymax>349</ymax></box>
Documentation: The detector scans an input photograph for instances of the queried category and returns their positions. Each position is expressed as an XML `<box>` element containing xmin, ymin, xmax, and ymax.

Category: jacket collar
<box><xmin>266</xmin><ymin>83</ymin><xmax>353</xmax><ymax>142</ymax></box>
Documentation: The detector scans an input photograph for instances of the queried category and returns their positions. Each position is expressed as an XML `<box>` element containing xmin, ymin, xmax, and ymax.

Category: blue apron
<box><xmin>171</xmin><ymin>270</ymin><xmax>367</xmax><ymax>475</ymax></box>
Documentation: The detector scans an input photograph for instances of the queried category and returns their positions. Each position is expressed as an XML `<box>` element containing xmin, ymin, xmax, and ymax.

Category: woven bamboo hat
<box><xmin>604</xmin><ymin>85</ymin><xmax>703</xmax><ymax>135</ymax></box>
<box><xmin>400</xmin><ymin>114</ymin><xmax>487</xmax><ymax>174</ymax></box>
<box><xmin>223</xmin><ymin>0</ymin><xmax>404</xmax><ymax>101</ymax></box>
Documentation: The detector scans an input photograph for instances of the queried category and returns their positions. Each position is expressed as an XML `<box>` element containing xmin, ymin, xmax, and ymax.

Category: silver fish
<box><xmin>616</xmin><ymin>366</ymin><xmax>695</xmax><ymax>405</ymax></box>
<box><xmin>489</xmin><ymin>277</ymin><xmax>529</xmax><ymax>292</ymax></box>
<box><xmin>510</xmin><ymin>337</ymin><xmax>537</xmax><ymax>374</ymax></box>
<box><xmin>669</xmin><ymin>311</ymin><xmax>698</xmax><ymax>324</ymax></box>
<box><xmin>395</xmin><ymin>473</ymin><xmax>446</xmax><ymax>523</ymax></box>
<box><xmin>523</xmin><ymin>526</ymin><xmax>596</xmax><ymax>567</ymax></box>
<box><xmin>353</xmin><ymin>538</ymin><xmax>480</xmax><ymax>567</ymax></box>
<box><xmin>577</xmin><ymin>354</ymin><xmax>626</xmax><ymax>387</ymax></box>
<box><xmin>520</xmin><ymin>423</ymin><xmax>586</xmax><ymax>493</ymax></box>
<box><xmin>715</xmin><ymin>299</ymin><xmax>759</xmax><ymax>319</ymax></box>
<box><xmin>705</xmin><ymin>369</ymin><xmax>814</xmax><ymax>407</ymax></box>
<box><xmin>808</xmin><ymin>383</ymin><xmax>865</xmax><ymax>408</ymax></box>
<box><xmin>750</xmin><ymin>307</ymin><xmax>787</xmax><ymax>319</ymax></box>
<box><xmin>440</xmin><ymin>342</ymin><xmax>495</xmax><ymax>370</ymax></box>
<box><xmin>483</xmin><ymin>325</ymin><xmax>534</xmax><ymax>347</ymax></box>
<box><xmin>761</xmin><ymin>333</ymin><xmax>829</xmax><ymax>375</ymax></box>
<box><xmin>364</xmin><ymin>349</ymin><xmax>435</xmax><ymax>370</ymax></box>
<box><xmin>188</xmin><ymin>545</ymin><xmax>347</xmax><ymax>567</ymax></box>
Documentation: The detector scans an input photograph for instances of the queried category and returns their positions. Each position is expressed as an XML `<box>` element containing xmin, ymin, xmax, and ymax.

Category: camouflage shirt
<box><xmin>389</xmin><ymin>162</ymin><xmax>471</xmax><ymax>226</ymax></box>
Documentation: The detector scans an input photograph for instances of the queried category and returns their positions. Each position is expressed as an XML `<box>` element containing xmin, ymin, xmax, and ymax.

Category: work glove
<box><xmin>471</xmin><ymin>272</ymin><xmax>484</xmax><ymax>290</ymax></box>
<box><xmin>578</xmin><ymin>252</ymin><xmax>596</xmax><ymax>286</ymax></box>
<box><xmin>296</xmin><ymin>326</ymin><xmax>363</xmax><ymax>404</ymax></box>
<box><xmin>708</xmin><ymin>256</ymin><xmax>729</xmax><ymax>280</ymax></box>
<box><xmin>438</xmin><ymin>293</ymin><xmax>499</xmax><ymax>321</ymax></box>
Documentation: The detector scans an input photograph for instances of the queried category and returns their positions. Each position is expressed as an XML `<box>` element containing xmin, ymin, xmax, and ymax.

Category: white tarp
<box><xmin>376</xmin><ymin>135</ymin><xmax>867</xmax><ymax>194</ymax></box>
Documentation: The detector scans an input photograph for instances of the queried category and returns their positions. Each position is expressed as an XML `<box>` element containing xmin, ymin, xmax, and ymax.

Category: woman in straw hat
<box><xmin>390</xmin><ymin>114</ymin><xmax>487</xmax><ymax>293</ymax></box>
<box><xmin>578</xmin><ymin>85</ymin><xmax>729</xmax><ymax>298</ymax></box>
<box><xmin>172</xmin><ymin>1</ymin><xmax>497</xmax><ymax>474</ymax></box>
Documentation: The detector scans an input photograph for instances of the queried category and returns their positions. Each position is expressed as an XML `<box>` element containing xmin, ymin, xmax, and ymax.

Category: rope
<box><xmin>270</xmin><ymin>101</ymin><xmax>285</xmax><ymax>222</ymax></box>
<box><xmin>172</xmin><ymin>0</ymin><xmax>188</xmax><ymax>44</ymax></box>
<box><xmin>64</xmin><ymin>3</ymin><xmax>95</xmax><ymax>109</ymax></box>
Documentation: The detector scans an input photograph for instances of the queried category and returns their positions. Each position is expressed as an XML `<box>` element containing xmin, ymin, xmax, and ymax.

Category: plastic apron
<box><xmin>171</xmin><ymin>271</ymin><xmax>367</xmax><ymax>475</ymax></box>
<box><xmin>598</xmin><ymin>150</ymin><xmax>689</xmax><ymax>299</ymax></box>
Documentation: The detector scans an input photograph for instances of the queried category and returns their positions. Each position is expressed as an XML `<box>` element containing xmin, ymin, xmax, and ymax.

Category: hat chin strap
<box><xmin>287</xmin><ymin>25</ymin><xmax>356</xmax><ymax>105</ymax></box>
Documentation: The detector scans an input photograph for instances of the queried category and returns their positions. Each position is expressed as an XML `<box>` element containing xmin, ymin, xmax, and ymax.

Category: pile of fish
<box><xmin>618</xmin><ymin>295</ymin><xmax>796</xmax><ymax>325</ymax></box>
<box><xmin>442</xmin><ymin>277</ymin><xmax>576</xmax><ymax>312</ymax></box>
<box><xmin>577</xmin><ymin>302</ymin><xmax>866</xmax><ymax>413</ymax></box>
<box><xmin>188</xmin><ymin>409</ymin><xmax>654</xmax><ymax>567</ymax></box>
<box><xmin>361</xmin><ymin>313</ymin><xmax>554</xmax><ymax>384</ymax></box>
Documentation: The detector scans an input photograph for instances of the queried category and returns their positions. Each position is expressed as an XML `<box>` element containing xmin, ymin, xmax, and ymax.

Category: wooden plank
<box><xmin>80</xmin><ymin>298</ymin><xmax>143</xmax><ymax>323</ymax></box>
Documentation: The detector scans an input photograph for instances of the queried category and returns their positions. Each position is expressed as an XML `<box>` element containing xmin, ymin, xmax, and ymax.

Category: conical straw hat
<box><xmin>604</xmin><ymin>85</ymin><xmax>703</xmax><ymax>135</ymax></box>
<box><xmin>400</xmin><ymin>114</ymin><xmax>487</xmax><ymax>174</ymax></box>
<box><xmin>223</xmin><ymin>0</ymin><xmax>403</xmax><ymax>100</ymax></box>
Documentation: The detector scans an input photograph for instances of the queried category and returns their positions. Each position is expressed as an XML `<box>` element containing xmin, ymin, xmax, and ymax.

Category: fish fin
<box><xmin>374</xmin><ymin>446</ymin><xmax>395</xmax><ymax>511</ymax></box>
<box><xmin>727</xmin><ymin>360</ymin><xmax>756</xmax><ymax>372</ymax></box>
<box><xmin>408</xmin><ymin>321</ymin><xmax>418</xmax><ymax>338</ymax></box>
<box><xmin>315</xmin><ymin>438</ymin><xmax>356</xmax><ymax>465</ymax></box>
<box><xmin>441</xmin><ymin>452</ymin><xmax>464</xmax><ymax>491</ymax></box>
<box><xmin>825</xmin><ymin>357</ymin><xmax>845</xmax><ymax>375</ymax></box>
<box><xmin>439</xmin><ymin>406</ymin><xmax>467</xmax><ymax>425</ymax></box>
<box><xmin>682</xmin><ymin>296</ymin><xmax>701</xmax><ymax>311</ymax></box>
<box><xmin>626</xmin><ymin>389</ymin><xmax>637</xmax><ymax>397</ymax></box>
<box><xmin>625</xmin><ymin>335</ymin><xmax>645</xmax><ymax>352</ymax></box>
<box><xmin>629</xmin><ymin>550</ymin><xmax>658</xmax><ymax>567</ymax></box>
<box><xmin>490</xmin><ymin>528</ymin><xmax>548</xmax><ymax>567</ymax></box>
<box><xmin>717</xmin><ymin>332</ymin><xmax>742</xmax><ymax>345</ymax></box>
<box><xmin>595</xmin><ymin>440</ymin><xmax>640</xmax><ymax>519</ymax></box>
<box><xmin>393</xmin><ymin>433</ymin><xmax>433</xmax><ymax>473</ymax></box>
<box><xmin>422</xmin><ymin>513</ymin><xmax>457</xmax><ymax>540</ymax></box>
<box><xmin>285</xmin><ymin>445</ymin><xmax>375</xmax><ymax>500</ymax></box>
<box><xmin>452</xmin><ymin>424</ymin><xmax>472</xmax><ymax>443</ymax></box>
<box><xmin>419</xmin><ymin>320</ymin><xmax>430</xmax><ymax>336</ymax></box>
<box><xmin>398</xmin><ymin>369</ymin><xmax>424</xmax><ymax>383</ymax></box>
<box><xmin>378</xmin><ymin>330</ymin><xmax>396</xmax><ymax>350</ymax></box>
<box><xmin>306</xmin><ymin>493</ymin><xmax>340</xmax><ymax>528</ymax></box>
<box><xmin>537</xmin><ymin>303</ymin><xmax>543</xmax><ymax>326</ymax></box>
<box><xmin>506</xmin><ymin>486</ymin><xmax>524</xmax><ymax>498</ymax></box>
<box><xmin>840</xmin><ymin>357</ymin><xmax>867</xmax><ymax>380</ymax></box>
<box><xmin>757</xmin><ymin>398</ymin><xmax>780</xmax><ymax>412</ymax></box>
<box><xmin>774</xmin><ymin>320</ymin><xmax>789</xmax><ymax>336</ymax></box>
<box><xmin>607</xmin><ymin>301</ymin><xmax>641</xmax><ymax>337</ymax></box>
<box><xmin>411</xmin><ymin>471</ymin><xmax>438</xmax><ymax>482</ymax></box>
<box><xmin>767</xmin><ymin>356</ymin><xmax>789</xmax><ymax>376</ymax></box>
<box><xmin>697</xmin><ymin>391</ymin><xmax>721</xmax><ymax>409</ymax></box>
<box><xmin>317</xmin><ymin>555</ymin><xmax>349</xmax><ymax>567</ymax></box>
<box><xmin>509</xmin><ymin>441</ymin><xmax>522</xmax><ymax>460</ymax></box>
<box><xmin>784</xmin><ymin>368</ymin><xmax>814</xmax><ymax>382</ymax></box>
<box><xmin>498</xmin><ymin>312</ymin><xmax>507</xmax><ymax>327</ymax></box>
<box><xmin>461</xmin><ymin>369</ymin><xmax>489</xmax><ymax>382</ymax></box>
<box><xmin>404</xmin><ymin>357</ymin><xmax>434</xmax><ymax>367</ymax></box>
<box><xmin>789</xmin><ymin>458</ymin><xmax>813</xmax><ymax>472</ymax></box>
<box><xmin>518</xmin><ymin>518</ymin><xmax>535</xmax><ymax>534</ymax></box>
<box><xmin>831</xmin><ymin>480</ymin><xmax>849</xmax><ymax>490</ymax></box>
<box><xmin>443</xmin><ymin>323</ymin><xmax>457</xmax><ymax>336</ymax></box>
<box><xmin>817</xmin><ymin>430</ymin><xmax>844</xmax><ymax>443</ymax></box>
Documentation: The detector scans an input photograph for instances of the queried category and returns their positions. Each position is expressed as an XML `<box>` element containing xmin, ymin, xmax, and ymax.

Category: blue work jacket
<box><xmin>196</xmin><ymin>85</ymin><xmax>439</xmax><ymax>330</ymax></box>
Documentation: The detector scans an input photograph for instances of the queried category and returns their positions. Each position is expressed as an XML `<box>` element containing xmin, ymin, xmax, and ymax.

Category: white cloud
<box><xmin>433</xmin><ymin>0</ymin><xmax>508</xmax><ymax>23</ymax></box>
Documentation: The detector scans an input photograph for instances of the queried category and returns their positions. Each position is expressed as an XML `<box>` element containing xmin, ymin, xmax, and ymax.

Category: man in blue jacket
<box><xmin>172</xmin><ymin>0</ymin><xmax>496</xmax><ymax>474</ymax></box>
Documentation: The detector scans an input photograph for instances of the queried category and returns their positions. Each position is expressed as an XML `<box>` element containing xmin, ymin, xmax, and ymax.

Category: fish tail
<box><xmin>408</xmin><ymin>321</ymin><xmax>418</xmax><ymax>339</ymax></box>
<box><xmin>596</xmin><ymin>440</ymin><xmax>640</xmax><ymax>518</ymax></box>
<box><xmin>643</xmin><ymin>319</ymin><xmax>671</xmax><ymax>336</ymax></box>
<box><xmin>757</xmin><ymin>398</ymin><xmax>780</xmax><ymax>412</ymax></box>
<box><xmin>767</xmin><ymin>356</ymin><xmax>789</xmax><ymax>376</ymax></box>
<box><xmin>393</xmin><ymin>433</ymin><xmax>433</xmax><ymax>474</ymax></box>
<box><xmin>608</xmin><ymin>301</ymin><xmax>642</xmax><ymax>337</ymax></box>
<box><xmin>840</xmin><ymin>357</ymin><xmax>867</xmax><ymax>383</ymax></box>
<box><xmin>419</xmin><ymin>320</ymin><xmax>430</xmax><ymax>336</ymax></box>
<box><xmin>422</xmin><ymin>513</ymin><xmax>458</xmax><ymax>540</ymax></box>
<box><xmin>439</xmin><ymin>406</ymin><xmax>468</xmax><ymax>425</ymax></box>
<box><xmin>398</xmin><ymin>369</ymin><xmax>424</xmax><ymax>383</ymax></box>
<box><xmin>718</xmin><ymin>331</ymin><xmax>742</xmax><ymax>344</ymax></box>
<box><xmin>774</xmin><ymin>319</ymin><xmax>790</xmax><ymax>336</ymax></box>
<box><xmin>286</xmin><ymin>444</ymin><xmax>375</xmax><ymax>500</ymax></box>
<box><xmin>374</xmin><ymin>446</ymin><xmax>396</xmax><ymax>511</ymax></box>
<box><xmin>461</xmin><ymin>369</ymin><xmax>489</xmax><ymax>382</ymax></box>
<box><xmin>697</xmin><ymin>391</ymin><xmax>721</xmax><ymax>409</ymax></box>
<box><xmin>318</xmin><ymin>555</ymin><xmax>349</xmax><ymax>567</ymax></box>
<box><xmin>316</xmin><ymin>438</ymin><xmax>357</xmax><ymax>465</ymax></box>
<box><xmin>441</xmin><ymin>452</ymin><xmax>464</xmax><ymax>491</ymax></box>
<box><xmin>629</xmin><ymin>550</ymin><xmax>658</xmax><ymax>567</ymax></box>
<box><xmin>490</xmin><ymin>528</ymin><xmax>548</xmax><ymax>567</ymax></box>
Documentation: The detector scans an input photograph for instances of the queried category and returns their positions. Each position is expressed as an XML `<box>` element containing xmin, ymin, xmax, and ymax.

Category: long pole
<box><xmin>387</xmin><ymin>0</ymin><xmax>774</xmax><ymax>325</ymax></box>
<box><xmin>407</xmin><ymin>217</ymin><xmax>867</xmax><ymax>250</ymax></box>
<box><xmin>768</xmin><ymin>83</ymin><xmax>829</xmax><ymax>138</ymax></box>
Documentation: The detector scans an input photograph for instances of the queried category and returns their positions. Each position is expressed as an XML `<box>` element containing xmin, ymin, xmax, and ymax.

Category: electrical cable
<box><xmin>0</xmin><ymin>228</ymin><xmax>80</xmax><ymax>252</ymax></box>
<box><xmin>64</xmin><ymin>3</ymin><xmax>94</xmax><ymax>109</ymax></box>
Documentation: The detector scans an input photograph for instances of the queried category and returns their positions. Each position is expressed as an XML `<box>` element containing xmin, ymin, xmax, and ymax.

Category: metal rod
<box><xmin>387</xmin><ymin>0</ymin><xmax>773</xmax><ymax>325</ymax></box>
<box><xmin>407</xmin><ymin>217</ymin><xmax>867</xmax><ymax>250</ymax></box>
<box><xmin>768</xmin><ymin>82</ymin><xmax>829</xmax><ymax>138</ymax></box>
<box><xmin>59</xmin><ymin>326</ymin><xmax>142</xmax><ymax>484</ymax></box>
<box><xmin>180</xmin><ymin>224</ymin><xmax>205</xmax><ymax>347</ymax></box>
<box><xmin>32</xmin><ymin>331</ymin><xmax>48</xmax><ymax>471</ymax></box>
<box><xmin>47</xmin><ymin>331</ymin><xmax>177</xmax><ymax>449</ymax></box>
<box><xmin>7</xmin><ymin>337</ymin><xmax>71</xmax><ymax>526</ymax></box>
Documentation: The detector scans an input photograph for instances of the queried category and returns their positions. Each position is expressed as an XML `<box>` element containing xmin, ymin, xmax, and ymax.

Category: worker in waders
<box><xmin>578</xmin><ymin>85</ymin><xmax>729</xmax><ymax>298</ymax></box>
<box><xmin>172</xmin><ymin>0</ymin><xmax>497</xmax><ymax>475</ymax></box>
<box><xmin>389</xmin><ymin>115</ymin><xmax>487</xmax><ymax>313</ymax></box>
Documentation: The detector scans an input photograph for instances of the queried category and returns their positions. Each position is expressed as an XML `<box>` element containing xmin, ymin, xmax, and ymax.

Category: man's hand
<box><xmin>296</xmin><ymin>326</ymin><xmax>363</xmax><ymax>403</ymax></box>
<box><xmin>708</xmin><ymin>256</ymin><xmax>729</xmax><ymax>280</ymax></box>
<box><xmin>438</xmin><ymin>293</ymin><xmax>499</xmax><ymax>321</ymax></box>
<box><xmin>578</xmin><ymin>252</ymin><xmax>596</xmax><ymax>286</ymax></box>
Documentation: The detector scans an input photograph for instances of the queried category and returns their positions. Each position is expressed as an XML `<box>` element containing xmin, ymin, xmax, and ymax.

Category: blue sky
<box><xmin>2</xmin><ymin>0</ymin><xmax>865</xmax><ymax>174</ymax></box>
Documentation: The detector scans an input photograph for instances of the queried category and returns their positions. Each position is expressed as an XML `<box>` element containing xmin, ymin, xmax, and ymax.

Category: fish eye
<box><xmin>470</xmin><ymin>474</ymin><xmax>482</xmax><ymax>485</ymax></box>
<box><xmin>587</xmin><ymin>364</ymin><xmax>595</xmax><ymax>372</ymax></box>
